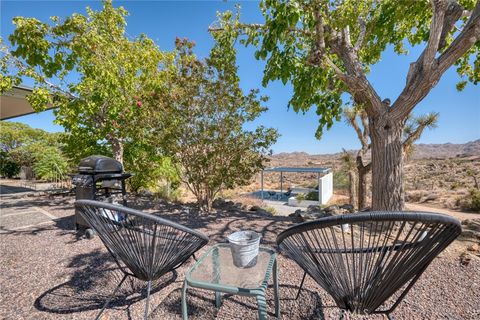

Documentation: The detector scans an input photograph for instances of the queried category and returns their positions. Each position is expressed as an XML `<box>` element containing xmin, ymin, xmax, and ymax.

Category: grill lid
<box><xmin>78</xmin><ymin>155</ymin><xmax>123</xmax><ymax>174</ymax></box>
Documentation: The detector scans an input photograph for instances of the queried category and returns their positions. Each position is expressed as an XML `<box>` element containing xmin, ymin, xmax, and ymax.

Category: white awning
<box><xmin>0</xmin><ymin>85</ymin><xmax>54</xmax><ymax>120</ymax></box>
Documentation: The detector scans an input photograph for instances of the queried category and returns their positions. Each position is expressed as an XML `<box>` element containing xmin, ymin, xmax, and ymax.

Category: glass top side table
<box><xmin>182</xmin><ymin>243</ymin><xmax>280</xmax><ymax>319</ymax></box>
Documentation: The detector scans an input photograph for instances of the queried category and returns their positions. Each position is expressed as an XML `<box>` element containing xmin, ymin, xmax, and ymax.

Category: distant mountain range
<box><xmin>272</xmin><ymin>139</ymin><xmax>480</xmax><ymax>162</ymax></box>
<box><xmin>410</xmin><ymin>139</ymin><xmax>480</xmax><ymax>159</ymax></box>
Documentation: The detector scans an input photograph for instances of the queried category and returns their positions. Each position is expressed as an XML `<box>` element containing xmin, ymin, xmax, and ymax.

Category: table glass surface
<box><xmin>188</xmin><ymin>244</ymin><xmax>275</xmax><ymax>290</ymax></box>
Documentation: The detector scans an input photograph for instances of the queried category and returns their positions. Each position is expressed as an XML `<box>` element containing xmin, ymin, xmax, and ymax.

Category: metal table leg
<box><xmin>256</xmin><ymin>292</ymin><xmax>268</xmax><ymax>320</ymax></box>
<box><xmin>182</xmin><ymin>281</ymin><xmax>188</xmax><ymax>320</ymax></box>
<box><xmin>273</xmin><ymin>259</ymin><xmax>280</xmax><ymax>318</ymax></box>
<box><xmin>213</xmin><ymin>246</ymin><xmax>222</xmax><ymax>308</ymax></box>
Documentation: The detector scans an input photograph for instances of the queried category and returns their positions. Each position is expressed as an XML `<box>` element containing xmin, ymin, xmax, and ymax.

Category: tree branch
<box><xmin>391</xmin><ymin>0</ymin><xmax>480</xmax><ymax>122</ymax></box>
<box><xmin>354</xmin><ymin>19</ymin><xmax>366</xmax><ymax>51</ymax></box>
<box><xmin>439</xmin><ymin>0</ymin><xmax>466</xmax><ymax>49</ymax></box>
<box><xmin>437</xmin><ymin>0</ymin><xmax>480</xmax><ymax>73</ymax></box>
<box><xmin>423</xmin><ymin>0</ymin><xmax>448</xmax><ymax>67</ymax></box>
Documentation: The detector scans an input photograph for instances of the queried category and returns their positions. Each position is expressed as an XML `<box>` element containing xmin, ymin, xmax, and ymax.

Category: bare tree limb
<box><xmin>437</xmin><ymin>0</ymin><xmax>480</xmax><ymax>73</ymax></box>
<box><xmin>354</xmin><ymin>19</ymin><xmax>367</xmax><ymax>51</ymax></box>
<box><xmin>314</xmin><ymin>8</ymin><xmax>326</xmax><ymax>52</ymax></box>
<box><xmin>343</xmin><ymin>25</ymin><xmax>352</xmax><ymax>47</ymax></box>
<box><xmin>391</xmin><ymin>0</ymin><xmax>480</xmax><ymax>122</ymax></box>
<box><xmin>424</xmin><ymin>0</ymin><xmax>448</xmax><ymax>67</ymax></box>
<box><xmin>439</xmin><ymin>1</ymin><xmax>466</xmax><ymax>49</ymax></box>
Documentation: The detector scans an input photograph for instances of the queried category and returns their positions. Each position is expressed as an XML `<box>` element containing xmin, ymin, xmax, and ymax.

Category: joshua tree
<box><xmin>344</xmin><ymin>106</ymin><xmax>439</xmax><ymax>209</ymax></box>
<box><xmin>210</xmin><ymin>0</ymin><xmax>480</xmax><ymax>210</ymax></box>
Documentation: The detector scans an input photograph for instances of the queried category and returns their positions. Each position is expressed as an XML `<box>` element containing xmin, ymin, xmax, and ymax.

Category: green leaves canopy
<box><xmin>144</xmin><ymin>38</ymin><xmax>279</xmax><ymax>211</ymax></box>
<box><xmin>4</xmin><ymin>0</ymin><xmax>172</xmax><ymax>161</ymax></box>
<box><xmin>212</xmin><ymin>0</ymin><xmax>479</xmax><ymax>137</ymax></box>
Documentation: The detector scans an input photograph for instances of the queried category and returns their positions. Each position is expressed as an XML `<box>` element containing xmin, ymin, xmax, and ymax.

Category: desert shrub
<box><xmin>295</xmin><ymin>193</ymin><xmax>306</xmax><ymax>202</ymax></box>
<box><xmin>450</xmin><ymin>181</ymin><xmax>464</xmax><ymax>190</ymax></box>
<box><xmin>262</xmin><ymin>205</ymin><xmax>277</xmax><ymax>215</ymax></box>
<box><xmin>457</xmin><ymin>189</ymin><xmax>480</xmax><ymax>212</ymax></box>
<box><xmin>0</xmin><ymin>150</ymin><xmax>20</xmax><ymax>178</ymax></box>
<box><xmin>153</xmin><ymin>183</ymin><xmax>182</xmax><ymax>202</ymax></box>
<box><xmin>33</xmin><ymin>148</ymin><xmax>69</xmax><ymax>181</ymax></box>
<box><xmin>305</xmin><ymin>191</ymin><xmax>319</xmax><ymax>201</ymax></box>
<box><xmin>333</xmin><ymin>170</ymin><xmax>350</xmax><ymax>190</ymax></box>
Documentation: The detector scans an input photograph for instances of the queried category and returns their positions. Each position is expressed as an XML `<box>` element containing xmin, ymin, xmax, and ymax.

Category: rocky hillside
<box><xmin>259</xmin><ymin>140</ymin><xmax>480</xmax><ymax>212</ymax></box>
<box><xmin>411</xmin><ymin>139</ymin><xmax>480</xmax><ymax>159</ymax></box>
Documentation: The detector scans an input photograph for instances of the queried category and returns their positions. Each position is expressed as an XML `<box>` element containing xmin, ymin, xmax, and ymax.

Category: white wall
<box><xmin>319</xmin><ymin>172</ymin><xmax>333</xmax><ymax>204</ymax></box>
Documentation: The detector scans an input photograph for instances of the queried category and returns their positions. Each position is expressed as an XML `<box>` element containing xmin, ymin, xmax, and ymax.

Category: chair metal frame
<box><xmin>276</xmin><ymin>211</ymin><xmax>461</xmax><ymax>319</ymax></box>
<box><xmin>75</xmin><ymin>200</ymin><xmax>209</xmax><ymax>320</ymax></box>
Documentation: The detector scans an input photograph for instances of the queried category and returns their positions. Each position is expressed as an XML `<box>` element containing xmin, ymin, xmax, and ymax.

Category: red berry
<box><xmin>136</xmin><ymin>100</ymin><xmax>142</xmax><ymax>107</ymax></box>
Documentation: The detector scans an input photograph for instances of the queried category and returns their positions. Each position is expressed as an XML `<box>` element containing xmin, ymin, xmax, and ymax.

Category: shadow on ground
<box><xmin>149</xmin><ymin>284</ymin><xmax>326</xmax><ymax>320</ymax></box>
<box><xmin>34</xmin><ymin>249</ymin><xmax>177</xmax><ymax>316</ymax></box>
<box><xmin>0</xmin><ymin>184</ymin><xmax>35</xmax><ymax>194</ymax></box>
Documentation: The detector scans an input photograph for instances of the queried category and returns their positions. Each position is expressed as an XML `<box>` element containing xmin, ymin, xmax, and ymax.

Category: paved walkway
<box><xmin>0</xmin><ymin>196</ymin><xmax>57</xmax><ymax>233</ymax></box>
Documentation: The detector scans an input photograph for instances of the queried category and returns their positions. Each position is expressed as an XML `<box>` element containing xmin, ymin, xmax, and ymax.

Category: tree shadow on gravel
<box><xmin>34</xmin><ymin>249</ymin><xmax>177</xmax><ymax>316</ymax></box>
<box><xmin>0</xmin><ymin>215</ymin><xmax>75</xmax><ymax>236</ymax></box>
<box><xmin>149</xmin><ymin>284</ymin><xmax>326</xmax><ymax>320</ymax></box>
<box><xmin>144</xmin><ymin>203</ymin><xmax>294</xmax><ymax>246</ymax></box>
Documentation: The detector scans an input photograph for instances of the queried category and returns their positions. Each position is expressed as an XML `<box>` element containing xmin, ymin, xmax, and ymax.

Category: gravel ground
<box><xmin>0</xmin><ymin>195</ymin><xmax>479</xmax><ymax>319</ymax></box>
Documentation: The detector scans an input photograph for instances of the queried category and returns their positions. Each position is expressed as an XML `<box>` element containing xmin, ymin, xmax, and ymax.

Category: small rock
<box><xmin>340</xmin><ymin>204</ymin><xmax>355</xmax><ymax>213</ymax></box>
<box><xmin>289</xmin><ymin>209</ymin><xmax>303</xmax><ymax>217</ymax></box>
<box><xmin>307</xmin><ymin>205</ymin><xmax>322</xmax><ymax>213</ymax></box>
<box><xmin>467</xmin><ymin>243</ymin><xmax>479</xmax><ymax>252</ymax></box>
<box><xmin>324</xmin><ymin>205</ymin><xmax>339</xmax><ymax>213</ymax></box>
<box><xmin>212</xmin><ymin>198</ymin><xmax>226</xmax><ymax>208</ymax></box>
<box><xmin>460</xmin><ymin>252</ymin><xmax>472</xmax><ymax>266</ymax></box>
<box><xmin>233</xmin><ymin>202</ymin><xmax>243</xmax><ymax>209</ymax></box>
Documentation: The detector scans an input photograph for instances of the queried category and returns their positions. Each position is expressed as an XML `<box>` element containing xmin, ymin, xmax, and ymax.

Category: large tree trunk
<box><xmin>348</xmin><ymin>170</ymin><xmax>357</xmax><ymax>209</ymax></box>
<box><xmin>370</xmin><ymin>119</ymin><xmax>404</xmax><ymax>211</ymax></box>
<box><xmin>356</xmin><ymin>153</ymin><xmax>371</xmax><ymax>211</ymax></box>
<box><xmin>358</xmin><ymin>166</ymin><xmax>369</xmax><ymax>210</ymax></box>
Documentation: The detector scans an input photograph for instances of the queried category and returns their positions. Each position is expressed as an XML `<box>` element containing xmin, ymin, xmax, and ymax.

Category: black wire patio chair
<box><xmin>276</xmin><ymin>211</ymin><xmax>461</xmax><ymax>319</ymax></box>
<box><xmin>75</xmin><ymin>200</ymin><xmax>209</xmax><ymax>320</ymax></box>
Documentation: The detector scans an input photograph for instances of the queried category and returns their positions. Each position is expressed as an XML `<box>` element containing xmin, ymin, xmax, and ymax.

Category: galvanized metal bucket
<box><xmin>227</xmin><ymin>230</ymin><xmax>261</xmax><ymax>268</ymax></box>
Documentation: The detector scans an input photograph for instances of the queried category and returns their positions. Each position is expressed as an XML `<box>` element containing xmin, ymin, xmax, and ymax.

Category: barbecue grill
<box><xmin>72</xmin><ymin>155</ymin><xmax>132</xmax><ymax>236</ymax></box>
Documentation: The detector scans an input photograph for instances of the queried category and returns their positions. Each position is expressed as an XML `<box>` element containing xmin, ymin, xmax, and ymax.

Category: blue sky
<box><xmin>1</xmin><ymin>1</ymin><xmax>479</xmax><ymax>154</ymax></box>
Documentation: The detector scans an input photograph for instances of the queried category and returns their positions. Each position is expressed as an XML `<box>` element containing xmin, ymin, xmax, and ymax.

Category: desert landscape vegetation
<box><xmin>1</xmin><ymin>0</ymin><xmax>479</xmax><ymax>319</ymax></box>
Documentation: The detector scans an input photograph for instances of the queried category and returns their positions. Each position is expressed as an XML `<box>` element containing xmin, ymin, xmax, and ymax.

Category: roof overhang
<box><xmin>0</xmin><ymin>85</ymin><xmax>54</xmax><ymax>120</ymax></box>
<box><xmin>263</xmin><ymin>166</ymin><xmax>331</xmax><ymax>174</ymax></box>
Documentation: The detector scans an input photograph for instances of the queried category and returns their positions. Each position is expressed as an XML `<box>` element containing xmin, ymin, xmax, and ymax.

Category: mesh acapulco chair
<box><xmin>276</xmin><ymin>211</ymin><xmax>461</xmax><ymax>319</ymax></box>
<box><xmin>75</xmin><ymin>200</ymin><xmax>209</xmax><ymax>320</ymax></box>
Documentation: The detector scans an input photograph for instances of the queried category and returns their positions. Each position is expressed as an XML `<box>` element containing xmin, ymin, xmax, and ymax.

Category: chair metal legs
<box><xmin>295</xmin><ymin>271</ymin><xmax>307</xmax><ymax>300</ymax></box>
<box><xmin>95</xmin><ymin>273</ymin><xmax>128</xmax><ymax>320</ymax></box>
<box><xmin>339</xmin><ymin>309</ymin><xmax>350</xmax><ymax>320</ymax></box>
<box><xmin>95</xmin><ymin>275</ymin><xmax>154</xmax><ymax>320</ymax></box>
<box><xmin>144</xmin><ymin>280</ymin><xmax>152</xmax><ymax>320</ymax></box>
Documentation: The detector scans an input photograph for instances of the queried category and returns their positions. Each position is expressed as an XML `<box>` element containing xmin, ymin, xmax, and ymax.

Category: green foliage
<box><xmin>212</xmin><ymin>1</ymin><xmax>479</xmax><ymax>137</ymax></box>
<box><xmin>4</xmin><ymin>0</ymin><xmax>172</xmax><ymax>162</ymax></box>
<box><xmin>33</xmin><ymin>147</ymin><xmax>69</xmax><ymax>181</ymax></box>
<box><xmin>0</xmin><ymin>150</ymin><xmax>20</xmax><ymax>178</ymax></box>
<box><xmin>295</xmin><ymin>193</ymin><xmax>306</xmax><ymax>202</ymax></box>
<box><xmin>262</xmin><ymin>205</ymin><xmax>277</xmax><ymax>215</ymax></box>
<box><xmin>305</xmin><ymin>191</ymin><xmax>319</xmax><ymax>201</ymax></box>
<box><xmin>0</xmin><ymin>121</ymin><xmax>67</xmax><ymax>180</ymax></box>
<box><xmin>457</xmin><ymin>188</ymin><xmax>480</xmax><ymax>212</ymax></box>
<box><xmin>146</xmin><ymin>38</ymin><xmax>278</xmax><ymax>211</ymax></box>
<box><xmin>334</xmin><ymin>169</ymin><xmax>350</xmax><ymax>190</ymax></box>
<box><xmin>124</xmin><ymin>142</ymin><xmax>180</xmax><ymax>194</ymax></box>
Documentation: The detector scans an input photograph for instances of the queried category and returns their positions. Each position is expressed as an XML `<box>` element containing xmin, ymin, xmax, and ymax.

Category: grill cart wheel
<box><xmin>85</xmin><ymin>228</ymin><xmax>95</xmax><ymax>239</ymax></box>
